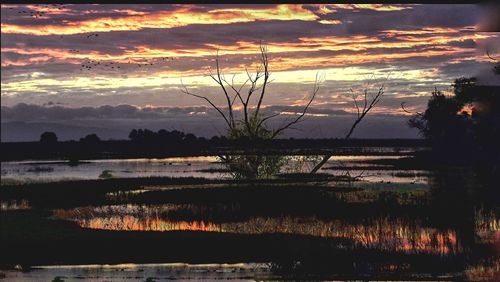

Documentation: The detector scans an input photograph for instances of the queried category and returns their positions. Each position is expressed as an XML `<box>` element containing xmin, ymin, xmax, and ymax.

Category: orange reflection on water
<box><xmin>65</xmin><ymin>211</ymin><xmax>460</xmax><ymax>255</ymax></box>
<box><xmin>1</xmin><ymin>199</ymin><xmax>30</xmax><ymax>211</ymax></box>
<box><xmin>82</xmin><ymin>215</ymin><xmax>222</xmax><ymax>232</ymax></box>
<box><xmin>475</xmin><ymin>209</ymin><xmax>500</xmax><ymax>244</ymax></box>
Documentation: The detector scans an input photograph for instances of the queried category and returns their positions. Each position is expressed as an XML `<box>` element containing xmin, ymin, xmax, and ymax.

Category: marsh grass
<box><xmin>53</xmin><ymin>205</ymin><xmax>463</xmax><ymax>255</ymax></box>
<box><xmin>0</xmin><ymin>199</ymin><xmax>30</xmax><ymax>211</ymax></box>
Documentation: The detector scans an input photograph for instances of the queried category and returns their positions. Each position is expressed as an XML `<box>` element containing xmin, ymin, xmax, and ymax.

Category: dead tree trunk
<box><xmin>310</xmin><ymin>84</ymin><xmax>385</xmax><ymax>174</ymax></box>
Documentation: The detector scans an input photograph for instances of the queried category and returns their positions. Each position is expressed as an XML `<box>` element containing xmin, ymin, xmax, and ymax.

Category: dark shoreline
<box><xmin>1</xmin><ymin>138</ymin><xmax>427</xmax><ymax>161</ymax></box>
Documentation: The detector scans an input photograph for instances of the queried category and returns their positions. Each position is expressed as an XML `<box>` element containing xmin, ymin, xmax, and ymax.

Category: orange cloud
<box><xmin>1</xmin><ymin>5</ymin><xmax>318</xmax><ymax>36</ymax></box>
<box><xmin>315</xmin><ymin>5</ymin><xmax>337</xmax><ymax>15</ymax></box>
<box><xmin>3</xmin><ymin>28</ymin><xmax>492</xmax><ymax>70</ymax></box>
<box><xmin>319</xmin><ymin>19</ymin><xmax>342</xmax><ymax>25</ymax></box>
<box><xmin>381</xmin><ymin>27</ymin><xmax>471</xmax><ymax>37</ymax></box>
<box><xmin>309</xmin><ymin>4</ymin><xmax>413</xmax><ymax>14</ymax></box>
<box><xmin>331</xmin><ymin>4</ymin><xmax>413</xmax><ymax>11</ymax></box>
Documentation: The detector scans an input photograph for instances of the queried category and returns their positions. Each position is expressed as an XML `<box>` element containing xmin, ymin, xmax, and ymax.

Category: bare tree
<box><xmin>181</xmin><ymin>43</ymin><xmax>321</xmax><ymax>141</ymax></box>
<box><xmin>181</xmin><ymin>43</ymin><xmax>385</xmax><ymax>177</ymax></box>
<box><xmin>486</xmin><ymin>49</ymin><xmax>499</xmax><ymax>62</ymax></box>
<box><xmin>486</xmin><ymin>49</ymin><xmax>500</xmax><ymax>75</ymax></box>
<box><xmin>309</xmin><ymin>81</ymin><xmax>386</xmax><ymax>174</ymax></box>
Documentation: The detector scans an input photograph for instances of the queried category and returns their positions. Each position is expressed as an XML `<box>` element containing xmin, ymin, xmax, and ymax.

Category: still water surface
<box><xmin>1</xmin><ymin>150</ymin><xmax>428</xmax><ymax>184</ymax></box>
<box><xmin>2</xmin><ymin>263</ymin><xmax>274</xmax><ymax>281</ymax></box>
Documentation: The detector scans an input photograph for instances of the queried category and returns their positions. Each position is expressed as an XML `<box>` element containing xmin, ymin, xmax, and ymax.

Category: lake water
<box><xmin>2</xmin><ymin>263</ymin><xmax>275</xmax><ymax>281</ymax></box>
<box><xmin>1</xmin><ymin>147</ymin><xmax>429</xmax><ymax>185</ymax></box>
<box><xmin>2</xmin><ymin>147</ymin><xmax>498</xmax><ymax>281</ymax></box>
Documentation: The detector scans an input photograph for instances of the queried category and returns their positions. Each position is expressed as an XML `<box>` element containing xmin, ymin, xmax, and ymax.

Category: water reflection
<box><xmin>475</xmin><ymin>208</ymin><xmax>500</xmax><ymax>244</ymax></box>
<box><xmin>1</xmin><ymin>150</ymin><xmax>422</xmax><ymax>184</ymax></box>
<box><xmin>51</xmin><ymin>205</ymin><xmax>493</xmax><ymax>255</ymax></box>
<box><xmin>0</xmin><ymin>199</ymin><xmax>30</xmax><ymax>211</ymax></box>
<box><xmin>2</xmin><ymin>263</ymin><xmax>274</xmax><ymax>281</ymax></box>
<box><xmin>1</xmin><ymin>156</ymin><xmax>227</xmax><ymax>183</ymax></box>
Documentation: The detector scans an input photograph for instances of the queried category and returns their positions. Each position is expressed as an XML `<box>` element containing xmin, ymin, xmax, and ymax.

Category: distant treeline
<box><xmin>1</xmin><ymin>128</ymin><xmax>427</xmax><ymax>161</ymax></box>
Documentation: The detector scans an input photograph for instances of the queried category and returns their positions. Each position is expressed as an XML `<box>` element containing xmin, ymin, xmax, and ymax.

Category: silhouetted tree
<box><xmin>143</xmin><ymin>129</ymin><xmax>156</xmax><ymax>142</ymax></box>
<box><xmin>80</xmin><ymin>134</ymin><xmax>101</xmax><ymax>143</ymax></box>
<box><xmin>157</xmin><ymin>129</ymin><xmax>169</xmax><ymax>140</ymax></box>
<box><xmin>128</xmin><ymin>128</ymin><xmax>201</xmax><ymax>147</ymax></box>
<box><xmin>181</xmin><ymin>43</ymin><xmax>321</xmax><ymax>142</ymax></box>
<box><xmin>405</xmin><ymin>58</ymin><xmax>500</xmax><ymax>161</ymax></box>
<box><xmin>181</xmin><ymin>44</ymin><xmax>387</xmax><ymax>178</ymax></box>
<box><xmin>407</xmin><ymin>87</ymin><xmax>469</xmax><ymax>144</ymax></box>
<box><xmin>184</xmin><ymin>133</ymin><xmax>197</xmax><ymax>143</ymax></box>
<box><xmin>129</xmin><ymin>129</ymin><xmax>139</xmax><ymax>141</ymax></box>
<box><xmin>40</xmin><ymin>132</ymin><xmax>58</xmax><ymax>144</ymax></box>
<box><xmin>170</xmin><ymin>130</ymin><xmax>186</xmax><ymax>142</ymax></box>
<box><xmin>487</xmin><ymin>50</ymin><xmax>500</xmax><ymax>75</ymax></box>
<box><xmin>181</xmin><ymin>43</ymin><xmax>322</xmax><ymax>179</ymax></box>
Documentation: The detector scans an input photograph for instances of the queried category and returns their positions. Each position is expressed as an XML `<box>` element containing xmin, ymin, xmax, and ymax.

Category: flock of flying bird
<box><xmin>6</xmin><ymin>4</ymin><xmax>176</xmax><ymax>72</ymax></box>
<box><xmin>8</xmin><ymin>4</ymin><xmax>68</xmax><ymax>18</ymax></box>
<box><xmin>78</xmin><ymin>57</ymin><xmax>175</xmax><ymax>71</ymax></box>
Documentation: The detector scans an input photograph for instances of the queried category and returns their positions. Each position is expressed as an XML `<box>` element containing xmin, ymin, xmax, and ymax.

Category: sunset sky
<box><xmin>1</xmin><ymin>4</ymin><xmax>499</xmax><ymax>141</ymax></box>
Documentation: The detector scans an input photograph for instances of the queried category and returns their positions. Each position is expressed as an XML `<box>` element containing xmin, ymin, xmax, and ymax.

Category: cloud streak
<box><xmin>1</xmin><ymin>5</ymin><xmax>319</xmax><ymax>35</ymax></box>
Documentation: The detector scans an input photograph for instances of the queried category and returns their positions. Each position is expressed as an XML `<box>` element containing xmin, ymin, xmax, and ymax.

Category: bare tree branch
<box><xmin>486</xmin><ymin>49</ymin><xmax>499</xmax><ymax>62</ymax></box>
<box><xmin>254</xmin><ymin>43</ymin><xmax>269</xmax><ymax>117</ymax></box>
<box><xmin>401</xmin><ymin>102</ymin><xmax>423</xmax><ymax>117</ymax></box>
<box><xmin>222</xmin><ymin>75</ymin><xmax>247</xmax><ymax>109</ymax></box>
<box><xmin>271</xmin><ymin>73</ymin><xmax>322</xmax><ymax>139</ymax></box>
<box><xmin>180</xmin><ymin>79</ymin><xmax>232</xmax><ymax>129</ymax></box>
<box><xmin>180</xmin><ymin>43</ymin><xmax>320</xmax><ymax>146</ymax></box>
<box><xmin>210</xmin><ymin>51</ymin><xmax>235</xmax><ymax>128</ymax></box>
<box><xmin>256</xmin><ymin>112</ymin><xmax>281</xmax><ymax>130</ymax></box>
<box><xmin>345</xmin><ymin>83</ymin><xmax>384</xmax><ymax>139</ymax></box>
<box><xmin>351</xmin><ymin>89</ymin><xmax>360</xmax><ymax>118</ymax></box>
<box><xmin>310</xmin><ymin>77</ymin><xmax>387</xmax><ymax>174</ymax></box>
